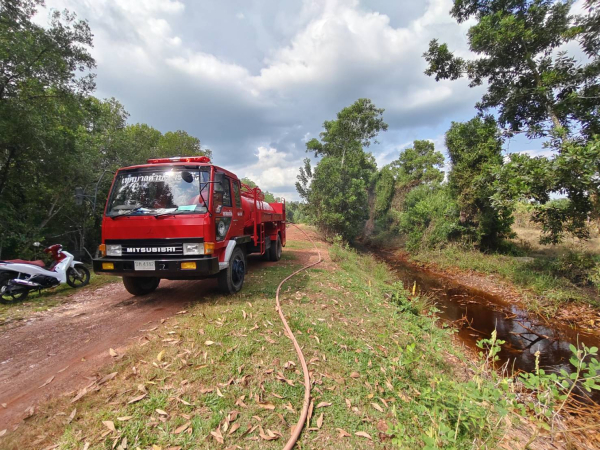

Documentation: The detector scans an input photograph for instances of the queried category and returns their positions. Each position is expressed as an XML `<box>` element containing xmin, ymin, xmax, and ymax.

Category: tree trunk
<box><xmin>0</xmin><ymin>145</ymin><xmax>17</xmax><ymax>197</ymax></box>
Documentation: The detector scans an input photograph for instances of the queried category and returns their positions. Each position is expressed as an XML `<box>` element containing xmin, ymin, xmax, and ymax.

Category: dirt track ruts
<box><xmin>0</xmin><ymin>277</ymin><xmax>214</xmax><ymax>429</ymax></box>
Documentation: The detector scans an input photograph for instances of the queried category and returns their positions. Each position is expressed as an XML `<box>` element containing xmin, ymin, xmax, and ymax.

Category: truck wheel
<box><xmin>123</xmin><ymin>276</ymin><xmax>160</xmax><ymax>296</ymax></box>
<box><xmin>268</xmin><ymin>234</ymin><xmax>282</xmax><ymax>262</ymax></box>
<box><xmin>218</xmin><ymin>247</ymin><xmax>245</xmax><ymax>294</ymax></box>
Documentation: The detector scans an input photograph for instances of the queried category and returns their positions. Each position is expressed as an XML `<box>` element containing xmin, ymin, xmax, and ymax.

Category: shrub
<box><xmin>396</xmin><ymin>184</ymin><xmax>463</xmax><ymax>251</ymax></box>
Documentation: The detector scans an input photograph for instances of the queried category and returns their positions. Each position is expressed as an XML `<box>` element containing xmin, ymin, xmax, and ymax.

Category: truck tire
<box><xmin>268</xmin><ymin>234</ymin><xmax>282</xmax><ymax>262</ymax></box>
<box><xmin>123</xmin><ymin>276</ymin><xmax>160</xmax><ymax>296</ymax></box>
<box><xmin>218</xmin><ymin>247</ymin><xmax>245</xmax><ymax>294</ymax></box>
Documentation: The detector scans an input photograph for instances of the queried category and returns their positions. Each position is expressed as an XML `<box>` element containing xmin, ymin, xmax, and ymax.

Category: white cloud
<box><xmin>38</xmin><ymin>0</ymin><xmax>482</xmax><ymax>198</ymax></box>
<box><xmin>239</xmin><ymin>147</ymin><xmax>304</xmax><ymax>199</ymax></box>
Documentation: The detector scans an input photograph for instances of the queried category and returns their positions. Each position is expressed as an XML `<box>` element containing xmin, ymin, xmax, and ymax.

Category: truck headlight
<box><xmin>106</xmin><ymin>244</ymin><xmax>122</xmax><ymax>256</ymax></box>
<box><xmin>215</xmin><ymin>218</ymin><xmax>231</xmax><ymax>241</ymax></box>
<box><xmin>183</xmin><ymin>242</ymin><xmax>203</xmax><ymax>255</ymax></box>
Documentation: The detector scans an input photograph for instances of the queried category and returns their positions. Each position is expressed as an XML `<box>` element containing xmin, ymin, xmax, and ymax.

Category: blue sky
<box><xmin>36</xmin><ymin>0</ymin><xmax>565</xmax><ymax>200</ymax></box>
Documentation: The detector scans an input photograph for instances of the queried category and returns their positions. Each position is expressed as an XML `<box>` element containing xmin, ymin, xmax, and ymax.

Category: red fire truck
<box><xmin>93</xmin><ymin>156</ymin><xmax>286</xmax><ymax>295</ymax></box>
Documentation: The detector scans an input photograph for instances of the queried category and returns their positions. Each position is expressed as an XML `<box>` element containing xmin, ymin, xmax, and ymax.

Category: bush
<box><xmin>396</xmin><ymin>184</ymin><xmax>463</xmax><ymax>251</ymax></box>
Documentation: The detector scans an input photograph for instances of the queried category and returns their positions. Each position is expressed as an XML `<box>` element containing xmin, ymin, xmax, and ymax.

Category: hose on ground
<box><xmin>277</xmin><ymin>223</ymin><xmax>322</xmax><ymax>450</ymax></box>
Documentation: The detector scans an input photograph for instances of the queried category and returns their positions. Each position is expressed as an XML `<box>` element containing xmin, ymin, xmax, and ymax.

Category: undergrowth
<box><xmin>411</xmin><ymin>245</ymin><xmax>600</xmax><ymax>315</ymax></box>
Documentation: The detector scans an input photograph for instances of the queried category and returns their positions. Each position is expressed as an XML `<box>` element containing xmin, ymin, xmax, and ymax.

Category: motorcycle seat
<box><xmin>5</xmin><ymin>259</ymin><xmax>46</xmax><ymax>268</ymax></box>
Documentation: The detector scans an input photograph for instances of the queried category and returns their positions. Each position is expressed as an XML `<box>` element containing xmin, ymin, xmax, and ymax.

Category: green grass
<box><xmin>0</xmin><ymin>273</ymin><xmax>119</xmax><ymax>327</ymax></box>
<box><xmin>412</xmin><ymin>245</ymin><xmax>600</xmax><ymax>316</ymax></box>
<box><xmin>3</xmin><ymin>234</ymin><xmax>523</xmax><ymax>449</ymax></box>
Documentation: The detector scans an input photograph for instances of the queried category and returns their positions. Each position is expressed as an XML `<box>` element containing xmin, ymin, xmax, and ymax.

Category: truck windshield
<box><xmin>106</xmin><ymin>168</ymin><xmax>210</xmax><ymax>217</ymax></box>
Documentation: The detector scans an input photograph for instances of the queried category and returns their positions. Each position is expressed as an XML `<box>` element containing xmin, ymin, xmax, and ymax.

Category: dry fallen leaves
<box><xmin>173</xmin><ymin>421</ymin><xmax>191</xmax><ymax>434</ymax></box>
<box><xmin>38</xmin><ymin>376</ymin><xmax>55</xmax><ymax>389</ymax></box>
<box><xmin>316</xmin><ymin>401</ymin><xmax>332</xmax><ymax>408</ymax></box>
<box><xmin>258</xmin><ymin>402</ymin><xmax>275</xmax><ymax>410</ymax></box>
<box><xmin>157</xmin><ymin>350</ymin><xmax>165</xmax><ymax>362</ymax></box>
<box><xmin>127</xmin><ymin>393</ymin><xmax>147</xmax><ymax>404</ymax></box>
<box><xmin>211</xmin><ymin>428</ymin><xmax>224</xmax><ymax>444</ymax></box>
<box><xmin>355</xmin><ymin>431</ymin><xmax>372</xmax><ymax>440</ymax></box>
<box><xmin>109</xmin><ymin>348</ymin><xmax>118</xmax><ymax>357</ymax></box>
<box><xmin>316</xmin><ymin>413</ymin><xmax>324</xmax><ymax>429</ymax></box>
<box><xmin>371</xmin><ymin>402</ymin><xmax>384</xmax><ymax>412</ymax></box>
<box><xmin>350</xmin><ymin>372</ymin><xmax>360</xmax><ymax>379</ymax></box>
<box><xmin>102</xmin><ymin>420</ymin><xmax>116</xmax><ymax>432</ymax></box>
<box><xmin>336</xmin><ymin>428</ymin><xmax>351</xmax><ymax>438</ymax></box>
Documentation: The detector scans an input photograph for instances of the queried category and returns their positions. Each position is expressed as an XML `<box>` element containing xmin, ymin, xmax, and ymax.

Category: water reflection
<box><xmin>382</xmin><ymin>254</ymin><xmax>600</xmax><ymax>402</ymax></box>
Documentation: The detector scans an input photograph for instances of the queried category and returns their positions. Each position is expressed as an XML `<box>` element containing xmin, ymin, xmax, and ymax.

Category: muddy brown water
<box><xmin>380</xmin><ymin>252</ymin><xmax>600</xmax><ymax>402</ymax></box>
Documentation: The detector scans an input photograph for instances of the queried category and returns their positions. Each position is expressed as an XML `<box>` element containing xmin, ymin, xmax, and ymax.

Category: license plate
<box><xmin>134</xmin><ymin>260</ymin><xmax>155</xmax><ymax>271</ymax></box>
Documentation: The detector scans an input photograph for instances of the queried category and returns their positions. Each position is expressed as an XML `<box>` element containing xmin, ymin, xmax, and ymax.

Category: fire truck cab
<box><xmin>93</xmin><ymin>156</ymin><xmax>286</xmax><ymax>295</ymax></box>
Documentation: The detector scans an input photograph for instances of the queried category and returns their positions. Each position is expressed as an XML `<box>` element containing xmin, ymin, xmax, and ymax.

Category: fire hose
<box><xmin>276</xmin><ymin>224</ymin><xmax>322</xmax><ymax>450</ymax></box>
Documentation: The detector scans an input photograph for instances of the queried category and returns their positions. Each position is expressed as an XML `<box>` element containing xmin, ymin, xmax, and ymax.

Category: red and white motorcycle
<box><xmin>0</xmin><ymin>244</ymin><xmax>90</xmax><ymax>303</ymax></box>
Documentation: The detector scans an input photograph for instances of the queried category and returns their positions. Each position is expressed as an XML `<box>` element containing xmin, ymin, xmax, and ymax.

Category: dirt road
<box><xmin>0</xmin><ymin>277</ymin><xmax>218</xmax><ymax>429</ymax></box>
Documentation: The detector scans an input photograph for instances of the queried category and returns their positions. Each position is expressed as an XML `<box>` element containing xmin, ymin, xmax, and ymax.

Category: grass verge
<box><xmin>411</xmin><ymin>245</ymin><xmax>600</xmax><ymax>316</ymax></box>
<box><xmin>2</xmin><ymin>234</ymin><xmax>522</xmax><ymax>449</ymax></box>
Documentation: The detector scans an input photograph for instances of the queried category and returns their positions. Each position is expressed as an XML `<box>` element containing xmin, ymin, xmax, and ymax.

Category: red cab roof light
<box><xmin>147</xmin><ymin>156</ymin><xmax>211</xmax><ymax>164</ymax></box>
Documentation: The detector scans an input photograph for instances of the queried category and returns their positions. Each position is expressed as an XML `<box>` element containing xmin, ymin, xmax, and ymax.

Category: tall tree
<box><xmin>424</xmin><ymin>0</ymin><xmax>600</xmax><ymax>243</ymax></box>
<box><xmin>306</xmin><ymin>98</ymin><xmax>388</xmax><ymax>164</ymax></box>
<box><xmin>424</xmin><ymin>0</ymin><xmax>599</xmax><ymax>138</ymax></box>
<box><xmin>390</xmin><ymin>140</ymin><xmax>445</xmax><ymax>187</ymax></box>
<box><xmin>297</xmin><ymin>99</ymin><xmax>385</xmax><ymax>240</ymax></box>
<box><xmin>446</xmin><ymin>116</ymin><xmax>513</xmax><ymax>247</ymax></box>
<box><xmin>0</xmin><ymin>0</ymin><xmax>95</xmax><ymax>196</ymax></box>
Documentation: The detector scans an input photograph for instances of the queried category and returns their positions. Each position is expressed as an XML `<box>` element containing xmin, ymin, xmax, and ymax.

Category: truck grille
<box><xmin>105</xmin><ymin>239</ymin><xmax>202</xmax><ymax>258</ymax></box>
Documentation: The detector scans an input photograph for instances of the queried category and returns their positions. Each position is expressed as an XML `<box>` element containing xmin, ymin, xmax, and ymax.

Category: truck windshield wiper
<box><xmin>109</xmin><ymin>207</ymin><xmax>148</xmax><ymax>219</ymax></box>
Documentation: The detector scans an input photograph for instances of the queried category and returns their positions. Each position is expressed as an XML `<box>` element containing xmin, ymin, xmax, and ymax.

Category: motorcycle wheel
<box><xmin>0</xmin><ymin>273</ymin><xmax>29</xmax><ymax>304</ymax></box>
<box><xmin>66</xmin><ymin>265</ymin><xmax>90</xmax><ymax>288</ymax></box>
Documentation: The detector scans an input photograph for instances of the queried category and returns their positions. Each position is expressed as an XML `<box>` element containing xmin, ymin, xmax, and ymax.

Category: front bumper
<box><xmin>93</xmin><ymin>257</ymin><xmax>220</xmax><ymax>279</ymax></box>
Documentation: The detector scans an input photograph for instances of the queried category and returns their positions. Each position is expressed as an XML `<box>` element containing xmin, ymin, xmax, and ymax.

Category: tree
<box><xmin>306</xmin><ymin>98</ymin><xmax>388</xmax><ymax>163</ymax></box>
<box><xmin>424</xmin><ymin>0</ymin><xmax>600</xmax><ymax>243</ymax></box>
<box><xmin>373</xmin><ymin>140</ymin><xmax>445</xmax><ymax>221</ymax></box>
<box><xmin>390</xmin><ymin>140</ymin><xmax>445</xmax><ymax>187</ymax></box>
<box><xmin>308</xmin><ymin>151</ymin><xmax>377</xmax><ymax>239</ymax></box>
<box><xmin>446</xmin><ymin>116</ymin><xmax>513</xmax><ymax>247</ymax></box>
<box><xmin>0</xmin><ymin>0</ymin><xmax>95</xmax><ymax>196</ymax></box>
<box><xmin>297</xmin><ymin>99</ymin><xmax>385</xmax><ymax>240</ymax></box>
<box><xmin>424</xmin><ymin>0</ymin><xmax>599</xmax><ymax>138</ymax></box>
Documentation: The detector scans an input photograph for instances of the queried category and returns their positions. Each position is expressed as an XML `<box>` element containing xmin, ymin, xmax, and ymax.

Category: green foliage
<box><xmin>297</xmin><ymin>99</ymin><xmax>385</xmax><ymax>240</ymax></box>
<box><xmin>390</xmin><ymin>326</ymin><xmax>515</xmax><ymax>449</ymax></box>
<box><xmin>0</xmin><ymin>2</ymin><xmax>208</xmax><ymax>260</ymax></box>
<box><xmin>538</xmin><ymin>250</ymin><xmax>599</xmax><ymax>286</ymax></box>
<box><xmin>493</xmin><ymin>136</ymin><xmax>600</xmax><ymax>244</ymax></box>
<box><xmin>425</xmin><ymin>0</ymin><xmax>599</xmax><ymax>138</ymax></box>
<box><xmin>284</xmin><ymin>201</ymin><xmax>309</xmax><ymax>224</ymax></box>
<box><xmin>389</xmin><ymin>139</ymin><xmax>444</xmax><ymax>187</ymax></box>
<box><xmin>446</xmin><ymin>116</ymin><xmax>514</xmax><ymax>247</ymax></box>
<box><xmin>305</xmin><ymin>98</ymin><xmax>388</xmax><ymax>160</ymax></box>
<box><xmin>396</xmin><ymin>184</ymin><xmax>463</xmax><ymax>251</ymax></box>
<box><xmin>308</xmin><ymin>151</ymin><xmax>377</xmax><ymax>240</ymax></box>
<box><xmin>373</xmin><ymin>165</ymin><xmax>395</xmax><ymax>219</ymax></box>
<box><xmin>520</xmin><ymin>344</ymin><xmax>600</xmax><ymax>425</ymax></box>
<box><xmin>425</xmin><ymin>0</ymin><xmax>600</xmax><ymax>244</ymax></box>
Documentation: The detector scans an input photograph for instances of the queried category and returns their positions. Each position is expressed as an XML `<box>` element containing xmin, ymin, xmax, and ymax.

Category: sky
<box><xmin>36</xmin><ymin>0</ymin><xmax>560</xmax><ymax>200</ymax></box>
